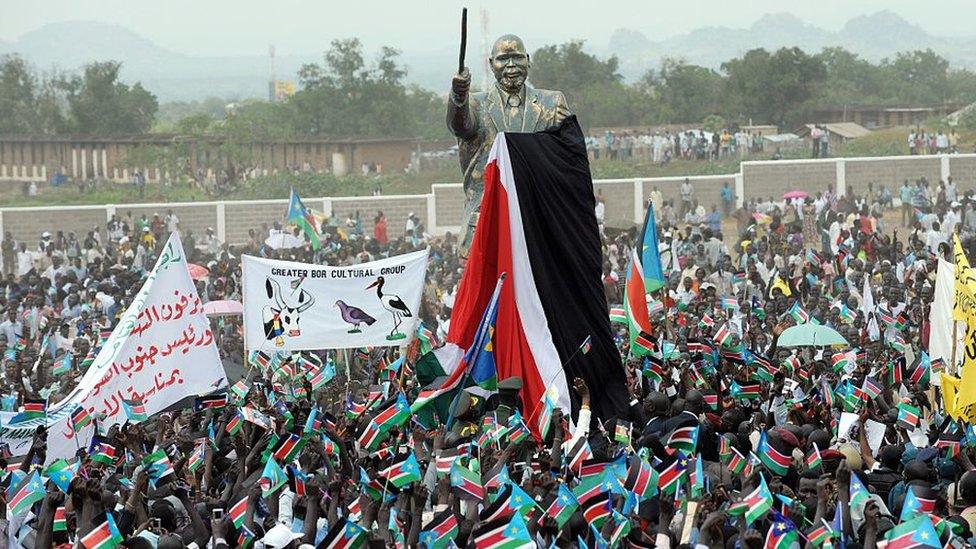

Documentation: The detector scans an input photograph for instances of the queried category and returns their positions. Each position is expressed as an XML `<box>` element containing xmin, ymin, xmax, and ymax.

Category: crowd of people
<box><xmin>585</xmin><ymin>127</ymin><xmax>769</xmax><ymax>165</ymax></box>
<box><xmin>909</xmin><ymin>129</ymin><xmax>960</xmax><ymax>156</ymax></box>
<box><xmin>0</xmin><ymin>168</ymin><xmax>974</xmax><ymax>549</ymax></box>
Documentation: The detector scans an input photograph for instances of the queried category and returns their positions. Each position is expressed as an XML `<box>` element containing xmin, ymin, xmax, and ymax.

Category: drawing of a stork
<box><xmin>366</xmin><ymin>276</ymin><xmax>412</xmax><ymax>340</ymax></box>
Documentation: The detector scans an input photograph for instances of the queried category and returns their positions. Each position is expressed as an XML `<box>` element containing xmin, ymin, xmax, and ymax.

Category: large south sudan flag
<box><xmin>446</xmin><ymin>116</ymin><xmax>631</xmax><ymax>429</ymax></box>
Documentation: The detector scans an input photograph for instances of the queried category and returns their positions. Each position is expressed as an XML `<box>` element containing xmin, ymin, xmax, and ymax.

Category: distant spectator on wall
<box><xmin>1</xmin><ymin>233</ymin><xmax>15</xmax><ymax>276</ymax></box>
<box><xmin>405</xmin><ymin>212</ymin><xmax>417</xmax><ymax>236</ymax></box>
<box><xmin>707</xmin><ymin>204</ymin><xmax>722</xmax><ymax>233</ymax></box>
<box><xmin>810</xmin><ymin>125</ymin><xmax>822</xmax><ymax>158</ymax></box>
<box><xmin>595</xmin><ymin>194</ymin><xmax>605</xmax><ymax>237</ymax></box>
<box><xmin>900</xmin><ymin>180</ymin><xmax>913</xmax><ymax>227</ymax></box>
<box><xmin>720</xmin><ymin>181</ymin><xmax>734</xmax><ymax>217</ymax></box>
<box><xmin>374</xmin><ymin>211</ymin><xmax>388</xmax><ymax>245</ymax></box>
<box><xmin>679</xmin><ymin>178</ymin><xmax>694</xmax><ymax>219</ymax></box>
<box><xmin>165</xmin><ymin>209</ymin><xmax>180</xmax><ymax>234</ymax></box>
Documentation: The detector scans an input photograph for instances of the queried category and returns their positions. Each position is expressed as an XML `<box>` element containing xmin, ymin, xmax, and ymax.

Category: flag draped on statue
<box><xmin>441</xmin><ymin>116</ymin><xmax>631</xmax><ymax>433</ymax></box>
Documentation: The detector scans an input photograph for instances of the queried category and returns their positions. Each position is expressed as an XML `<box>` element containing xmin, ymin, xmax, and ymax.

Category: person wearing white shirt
<box><xmin>0</xmin><ymin>310</ymin><xmax>22</xmax><ymax>348</ymax></box>
<box><xmin>563</xmin><ymin>378</ymin><xmax>591</xmax><ymax>453</ymax></box>
<box><xmin>203</xmin><ymin>228</ymin><xmax>221</xmax><ymax>255</ymax></box>
<box><xmin>165</xmin><ymin>210</ymin><xmax>180</xmax><ymax>234</ymax></box>
<box><xmin>945</xmin><ymin>205</ymin><xmax>962</xmax><ymax>236</ymax></box>
<box><xmin>680</xmin><ymin>179</ymin><xmax>694</xmax><ymax>218</ymax></box>
<box><xmin>42</xmin><ymin>256</ymin><xmax>65</xmax><ymax>285</ymax></box>
<box><xmin>828</xmin><ymin>216</ymin><xmax>842</xmax><ymax>255</ymax></box>
<box><xmin>594</xmin><ymin>198</ymin><xmax>605</xmax><ymax>231</ymax></box>
<box><xmin>15</xmin><ymin>244</ymin><xmax>32</xmax><ymax>277</ymax></box>
<box><xmin>918</xmin><ymin>212</ymin><xmax>938</xmax><ymax>232</ymax></box>
<box><xmin>650</xmin><ymin>188</ymin><xmax>663</xmax><ymax>215</ymax></box>
<box><xmin>926</xmin><ymin>221</ymin><xmax>947</xmax><ymax>252</ymax></box>
<box><xmin>946</xmin><ymin>178</ymin><xmax>958</xmax><ymax>203</ymax></box>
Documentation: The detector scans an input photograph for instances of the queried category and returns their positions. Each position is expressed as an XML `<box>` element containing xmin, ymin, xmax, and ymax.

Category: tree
<box><xmin>530</xmin><ymin>41</ymin><xmax>649</xmax><ymax>128</ymax></box>
<box><xmin>59</xmin><ymin>61</ymin><xmax>158</xmax><ymax>134</ymax></box>
<box><xmin>642</xmin><ymin>58</ymin><xmax>724</xmax><ymax>123</ymax></box>
<box><xmin>947</xmin><ymin>69</ymin><xmax>976</xmax><ymax>106</ymax></box>
<box><xmin>289</xmin><ymin>38</ymin><xmax>435</xmax><ymax>138</ymax></box>
<box><xmin>721</xmin><ymin>47</ymin><xmax>826</xmax><ymax>127</ymax></box>
<box><xmin>0</xmin><ymin>54</ymin><xmax>41</xmax><ymax>133</ymax></box>
<box><xmin>880</xmin><ymin>49</ymin><xmax>949</xmax><ymax>105</ymax></box>
<box><xmin>814</xmin><ymin>47</ymin><xmax>884</xmax><ymax>107</ymax></box>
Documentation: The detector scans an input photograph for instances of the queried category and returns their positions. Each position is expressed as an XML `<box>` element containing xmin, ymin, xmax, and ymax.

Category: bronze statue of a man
<box><xmin>447</xmin><ymin>34</ymin><xmax>571</xmax><ymax>256</ymax></box>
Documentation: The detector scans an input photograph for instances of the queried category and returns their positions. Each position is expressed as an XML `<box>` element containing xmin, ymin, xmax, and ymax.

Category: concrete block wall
<box><xmin>741</xmin><ymin>160</ymin><xmax>836</xmax><ymax>201</ymax></box>
<box><xmin>640</xmin><ymin>175</ymin><xmax>737</xmax><ymax>211</ymax></box>
<box><xmin>2</xmin><ymin>206</ymin><xmax>107</xmax><ymax>244</ymax></box>
<box><xmin>330</xmin><ymin>195</ymin><xmax>430</xmax><ymax>240</ymax></box>
<box><xmin>949</xmin><ymin>156</ymin><xmax>976</xmax><ymax>190</ymax></box>
<box><xmin>224</xmin><ymin>200</ymin><xmax>289</xmax><ymax>244</ymax></box>
<box><xmin>432</xmin><ymin>184</ymin><xmax>465</xmax><ymax>233</ymax></box>
<box><xmin>592</xmin><ymin>180</ymin><xmax>635</xmax><ymax>228</ymax></box>
<box><xmin>119</xmin><ymin>204</ymin><xmax>219</xmax><ymax>240</ymax></box>
<box><xmin>845</xmin><ymin>156</ymin><xmax>942</xmax><ymax>198</ymax></box>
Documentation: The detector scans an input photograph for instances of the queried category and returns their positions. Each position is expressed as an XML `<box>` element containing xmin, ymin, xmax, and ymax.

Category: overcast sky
<box><xmin>3</xmin><ymin>0</ymin><xmax>975</xmax><ymax>56</ymax></box>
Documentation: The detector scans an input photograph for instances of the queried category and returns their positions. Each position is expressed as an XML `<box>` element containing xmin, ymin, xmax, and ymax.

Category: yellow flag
<box><xmin>941</xmin><ymin>373</ymin><xmax>961</xmax><ymax>420</ymax></box>
<box><xmin>952</xmin><ymin>234</ymin><xmax>976</xmax><ymax>320</ymax></box>
<box><xmin>956</xmin><ymin>313</ymin><xmax>976</xmax><ymax>409</ymax></box>
<box><xmin>769</xmin><ymin>276</ymin><xmax>792</xmax><ymax>298</ymax></box>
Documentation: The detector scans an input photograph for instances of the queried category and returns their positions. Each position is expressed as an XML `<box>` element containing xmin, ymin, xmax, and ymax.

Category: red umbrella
<box><xmin>782</xmin><ymin>190</ymin><xmax>808</xmax><ymax>200</ymax></box>
<box><xmin>204</xmin><ymin>300</ymin><xmax>243</xmax><ymax>317</ymax></box>
<box><xmin>187</xmin><ymin>263</ymin><xmax>210</xmax><ymax>280</ymax></box>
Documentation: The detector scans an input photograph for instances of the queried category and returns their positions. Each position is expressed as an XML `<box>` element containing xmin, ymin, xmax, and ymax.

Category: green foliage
<box><xmin>881</xmin><ymin>49</ymin><xmax>948</xmax><ymax>104</ymax></box>
<box><xmin>643</xmin><ymin>58</ymin><xmax>724</xmax><ymax>123</ymax></box>
<box><xmin>0</xmin><ymin>54</ymin><xmax>70</xmax><ymax>134</ymax></box>
<box><xmin>530</xmin><ymin>43</ymin><xmax>975</xmax><ymax>130</ymax></box>
<box><xmin>0</xmin><ymin>54</ymin><xmax>42</xmax><ymax>133</ymax></box>
<box><xmin>153</xmin><ymin>97</ymin><xmax>228</xmax><ymax>132</ymax></box>
<box><xmin>721</xmin><ymin>47</ymin><xmax>826</xmax><ymax>127</ymax></box>
<box><xmin>59</xmin><ymin>61</ymin><xmax>158</xmax><ymax>134</ymax></box>
<box><xmin>701</xmin><ymin>115</ymin><xmax>727</xmax><ymax>133</ymax></box>
<box><xmin>530</xmin><ymin>41</ymin><xmax>654</xmax><ymax>129</ymax></box>
<box><xmin>288</xmin><ymin>39</ymin><xmax>444</xmax><ymax>138</ymax></box>
<box><xmin>175</xmin><ymin>113</ymin><xmax>215</xmax><ymax>135</ymax></box>
<box><xmin>0</xmin><ymin>55</ymin><xmax>157</xmax><ymax>135</ymax></box>
<box><xmin>839</xmin><ymin>128</ymin><xmax>918</xmax><ymax>157</ymax></box>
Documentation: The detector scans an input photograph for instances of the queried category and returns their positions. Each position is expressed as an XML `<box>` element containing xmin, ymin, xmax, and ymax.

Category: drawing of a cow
<box><xmin>263</xmin><ymin>278</ymin><xmax>315</xmax><ymax>346</ymax></box>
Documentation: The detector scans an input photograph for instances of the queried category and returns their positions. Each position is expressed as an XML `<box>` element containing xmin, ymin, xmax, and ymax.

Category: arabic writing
<box><xmin>130</xmin><ymin>290</ymin><xmax>204</xmax><ymax>337</ymax></box>
<box><xmin>59</xmin><ymin>368</ymin><xmax>185</xmax><ymax>439</ymax></box>
<box><xmin>87</xmin><ymin>328</ymin><xmax>212</xmax><ymax>398</ymax></box>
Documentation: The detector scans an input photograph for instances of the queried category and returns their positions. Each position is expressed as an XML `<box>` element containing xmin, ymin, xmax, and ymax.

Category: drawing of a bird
<box><xmin>335</xmin><ymin>300</ymin><xmax>376</xmax><ymax>333</ymax></box>
<box><xmin>366</xmin><ymin>276</ymin><xmax>412</xmax><ymax>338</ymax></box>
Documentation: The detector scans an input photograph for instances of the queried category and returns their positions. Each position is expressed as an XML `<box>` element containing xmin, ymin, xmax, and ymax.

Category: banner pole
<box><xmin>951</xmin><ymin>321</ymin><xmax>958</xmax><ymax>375</ymax></box>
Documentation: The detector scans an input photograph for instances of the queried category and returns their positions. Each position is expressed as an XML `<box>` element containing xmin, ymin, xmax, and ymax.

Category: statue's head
<box><xmin>489</xmin><ymin>34</ymin><xmax>529</xmax><ymax>94</ymax></box>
